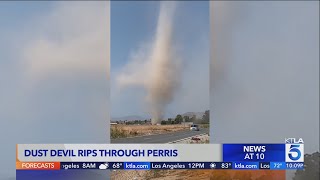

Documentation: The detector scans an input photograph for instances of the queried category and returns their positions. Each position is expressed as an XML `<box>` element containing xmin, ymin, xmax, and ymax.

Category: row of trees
<box><xmin>113</xmin><ymin>110</ymin><xmax>210</xmax><ymax>125</ymax></box>
<box><xmin>115</xmin><ymin>119</ymin><xmax>150</xmax><ymax>125</ymax></box>
<box><xmin>161</xmin><ymin>110</ymin><xmax>210</xmax><ymax>125</ymax></box>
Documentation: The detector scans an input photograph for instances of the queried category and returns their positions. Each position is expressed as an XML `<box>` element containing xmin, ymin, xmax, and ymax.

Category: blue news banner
<box><xmin>59</xmin><ymin>162</ymin><xmax>233</xmax><ymax>170</ymax></box>
<box><xmin>18</xmin><ymin>144</ymin><xmax>304</xmax><ymax>171</ymax></box>
<box><xmin>223</xmin><ymin>144</ymin><xmax>304</xmax><ymax>170</ymax></box>
<box><xmin>53</xmin><ymin>144</ymin><xmax>304</xmax><ymax>170</ymax></box>
<box><xmin>61</xmin><ymin>143</ymin><xmax>304</xmax><ymax>171</ymax></box>
<box><xmin>57</xmin><ymin>161</ymin><xmax>303</xmax><ymax>170</ymax></box>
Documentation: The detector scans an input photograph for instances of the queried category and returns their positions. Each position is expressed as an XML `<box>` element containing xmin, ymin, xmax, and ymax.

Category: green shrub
<box><xmin>111</xmin><ymin>126</ymin><xmax>127</xmax><ymax>139</ymax></box>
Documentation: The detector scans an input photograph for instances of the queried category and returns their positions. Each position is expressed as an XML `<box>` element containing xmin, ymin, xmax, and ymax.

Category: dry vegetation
<box><xmin>111</xmin><ymin>124</ymin><xmax>189</xmax><ymax>139</ymax></box>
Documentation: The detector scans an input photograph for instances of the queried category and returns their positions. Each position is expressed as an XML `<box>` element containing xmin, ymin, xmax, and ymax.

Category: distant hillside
<box><xmin>111</xmin><ymin>115</ymin><xmax>148</xmax><ymax>121</ymax></box>
<box><xmin>181</xmin><ymin>112</ymin><xmax>205</xmax><ymax>118</ymax></box>
<box><xmin>112</xmin><ymin>111</ymin><xmax>207</xmax><ymax>121</ymax></box>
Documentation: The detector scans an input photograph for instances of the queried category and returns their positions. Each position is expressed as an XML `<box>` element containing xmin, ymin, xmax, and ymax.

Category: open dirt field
<box><xmin>111</xmin><ymin>124</ymin><xmax>190</xmax><ymax>139</ymax></box>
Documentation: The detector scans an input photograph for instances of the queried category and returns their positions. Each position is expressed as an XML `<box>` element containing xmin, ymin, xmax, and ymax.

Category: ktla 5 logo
<box><xmin>285</xmin><ymin>144</ymin><xmax>304</xmax><ymax>162</ymax></box>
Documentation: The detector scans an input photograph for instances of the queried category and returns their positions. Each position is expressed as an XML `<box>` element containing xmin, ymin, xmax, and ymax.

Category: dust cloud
<box><xmin>117</xmin><ymin>2</ymin><xmax>181</xmax><ymax>124</ymax></box>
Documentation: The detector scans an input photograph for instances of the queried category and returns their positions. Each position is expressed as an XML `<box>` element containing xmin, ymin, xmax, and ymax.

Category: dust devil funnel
<box><xmin>117</xmin><ymin>2</ymin><xmax>180</xmax><ymax>125</ymax></box>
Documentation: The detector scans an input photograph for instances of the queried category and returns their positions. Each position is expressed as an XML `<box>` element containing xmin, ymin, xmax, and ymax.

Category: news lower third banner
<box><xmin>16</xmin><ymin>143</ymin><xmax>304</xmax><ymax>170</ymax></box>
<box><xmin>17</xmin><ymin>144</ymin><xmax>222</xmax><ymax>162</ymax></box>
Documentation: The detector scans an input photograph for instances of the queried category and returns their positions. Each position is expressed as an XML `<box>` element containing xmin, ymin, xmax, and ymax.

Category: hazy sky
<box><xmin>0</xmin><ymin>2</ymin><xmax>109</xmax><ymax>179</ymax></box>
<box><xmin>210</xmin><ymin>1</ymin><xmax>319</xmax><ymax>156</ymax></box>
<box><xmin>111</xmin><ymin>1</ymin><xmax>209</xmax><ymax>118</ymax></box>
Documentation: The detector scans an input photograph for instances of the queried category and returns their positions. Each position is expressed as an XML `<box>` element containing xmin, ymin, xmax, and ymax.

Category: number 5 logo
<box><xmin>286</xmin><ymin>144</ymin><xmax>304</xmax><ymax>162</ymax></box>
<box><xmin>288</xmin><ymin>145</ymin><xmax>301</xmax><ymax>161</ymax></box>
